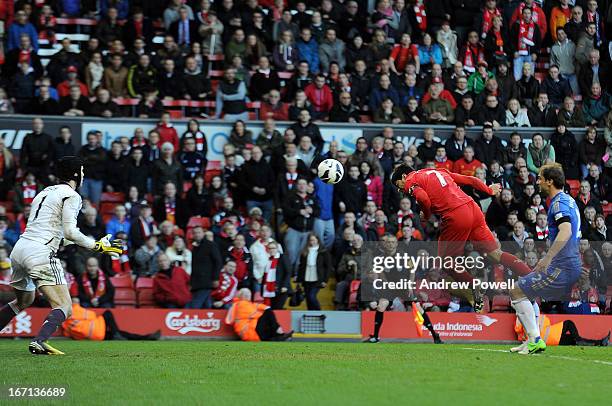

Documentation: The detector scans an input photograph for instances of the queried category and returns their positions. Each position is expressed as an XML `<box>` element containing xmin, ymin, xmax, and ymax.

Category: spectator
<box><xmin>319</xmin><ymin>28</ymin><xmax>346</xmax><ymax>72</ymax></box>
<box><xmin>57</xmin><ymin>66</ymin><xmax>88</xmax><ymax>98</ymax></box>
<box><xmin>2</xmin><ymin>34</ymin><xmax>43</xmax><ymax>80</ymax></box>
<box><xmin>550</xmin><ymin>124</ymin><xmax>579</xmax><ymax>180</ymax></box>
<box><xmin>153</xmin><ymin>181</ymin><xmax>189</xmax><ymax>230</ymax></box>
<box><xmin>198</xmin><ymin>10</ymin><xmax>223</xmax><ymax>55</ymax></box>
<box><xmin>505</xmin><ymin>98</ymin><xmax>531</xmax><ymax>127</ymax></box>
<box><xmin>582</xmin><ymin>83</ymin><xmax>610</xmax><ymax>126</ymax></box>
<box><xmin>303</xmin><ymin>74</ymin><xmax>334</xmax><ymax>120</ymax></box>
<box><xmin>215</xmin><ymin>68</ymin><xmax>249</xmax><ymax>121</ymax></box>
<box><xmin>373</xmin><ymin>97</ymin><xmax>404</xmax><ymax>124</ymax></box>
<box><xmin>127</xmin><ymin>54</ymin><xmax>158</xmax><ymax>98</ymax></box>
<box><xmin>486</xmin><ymin>188</ymin><xmax>522</xmax><ymax>229</ymax></box>
<box><xmin>273</xmin><ymin>30</ymin><xmax>299</xmax><ymax>72</ymax></box>
<box><xmin>79</xmin><ymin>131</ymin><xmax>107</xmax><ymax>204</ymax></box>
<box><xmin>515</xmin><ymin>63</ymin><xmax>539</xmax><ymax>108</ymax></box>
<box><xmin>129</xmin><ymin>204</ymin><xmax>158</xmax><ymax>250</ymax></box>
<box><xmin>467</xmin><ymin>61</ymin><xmax>494</xmax><ymax>95</ymax></box>
<box><xmin>575</xmin><ymin>181</ymin><xmax>603</xmax><ymax>219</ymax></box>
<box><xmin>134</xmin><ymin>232</ymin><xmax>162</xmax><ymax>275</ymax></box>
<box><xmin>136</xmin><ymin>91</ymin><xmax>164</xmax><ymax>119</ymax></box>
<box><xmin>454</xmin><ymin>94</ymin><xmax>478</xmax><ymax>127</ymax></box>
<box><xmin>188</xmin><ymin>225</ymin><xmax>223</xmax><ymax>309</ymax></box>
<box><xmin>575</xmin><ymin>22</ymin><xmax>596</xmax><ymax>65</ymax></box>
<box><xmin>509</xmin><ymin>6</ymin><xmax>541</xmax><ymax>80</ymax></box>
<box><xmin>389</xmin><ymin>33</ymin><xmax>419</xmax><ymax>74</ymax></box>
<box><xmin>8</xmin><ymin>61</ymin><xmax>36</xmax><ymax>113</ymax></box>
<box><xmin>211</xmin><ymin>261</ymin><xmax>239</xmax><ymax>309</ymax></box>
<box><xmin>157</xmin><ymin>59</ymin><xmax>185</xmax><ymax>101</ymax></box>
<box><xmin>169</xmin><ymin>6</ymin><xmax>200</xmax><ymax>49</ymax></box>
<box><xmin>445</xmin><ymin>126</ymin><xmax>474</xmax><ymax>162</ymax></box>
<box><xmin>297</xmin><ymin>234</ymin><xmax>331</xmax><ymax>310</ymax></box>
<box><xmin>578</xmin><ymin>126</ymin><xmax>606</xmax><ymax>178</ymax></box>
<box><xmin>225</xmin><ymin>288</ymin><xmax>292</xmax><ymax>341</ymax></box>
<box><xmin>126</xmin><ymin>147</ymin><xmax>151</xmax><ymax>198</ymax></box>
<box><xmin>458</xmin><ymin>29</ymin><xmax>485</xmax><ymax>73</ymax></box>
<box><xmin>78</xmin><ymin>205</ymin><xmax>105</xmax><ymax>241</ymax></box>
<box><xmin>106</xmin><ymin>205</ymin><xmax>130</xmax><ymax>239</ymax></box>
<box><xmin>240</xmin><ymin>146</ymin><xmax>275</xmax><ymax>221</ymax></box>
<box><xmin>551</xmin><ymin>27</ymin><xmax>578</xmax><ymax>95</ymax></box>
<box><xmin>78</xmin><ymin>257</ymin><xmax>114</xmax><ymax>308</ymax></box>
<box><xmin>165</xmin><ymin>236</ymin><xmax>192</xmax><ymax>275</ymax></box>
<box><xmin>177</xmin><ymin>138</ymin><xmax>206</xmax><ymax>181</ymax></box>
<box><xmin>423</xmin><ymin>82</ymin><xmax>454</xmax><ymax>124</ymax></box>
<box><xmin>260</xmin><ymin>90</ymin><xmax>288</xmax><ymax>121</ymax></box>
<box><xmin>152</xmin><ymin>143</ymin><xmax>182</xmax><ymax>196</ymax></box>
<box><xmin>336</xmin><ymin>165</ymin><xmax>368</xmax><ymax>219</ymax></box>
<box><xmin>453</xmin><ymin>146</ymin><xmax>482</xmax><ymax>176</ymax></box>
<box><xmin>7</xmin><ymin>10</ymin><xmax>38</xmax><ymax>52</ymax></box>
<box><xmin>526</xmin><ymin>133</ymin><xmax>555</xmax><ymax>175</ymax></box>
<box><xmin>369</xmin><ymin>74</ymin><xmax>400</xmax><ymax>112</ymax></box>
<box><xmin>585</xmin><ymin>166</ymin><xmax>609</xmax><ymax>205</ymax></box>
<box><xmin>550</xmin><ymin>0</ymin><xmax>572</xmax><ymax>42</ymax></box>
<box><xmin>28</xmin><ymin>85</ymin><xmax>59</xmax><ymax>115</ymax></box>
<box><xmin>89</xmin><ymin>88</ymin><xmax>120</xmax><ymax>118</ymax></box>
<box><xmin>578</xmin><ymin>49</ymin><xmax>609</xmax><ymax>98</ymax></box>
<box><xmin>151</xmin><ymin>252</ymin><xmax>191</xmax><ymax>308</ymax></box>
<box><xmin>96</xmin><ymin>7</ymin><xmax>124</xmax><ymax>48</ymax></box>
<box><xmin>250</xmin><ymin>56</ymin><xmax>281</xmax><ymax>101</ymax></box>
<box><xmin>59</xmin><ymin>85</ymin><xmax>90</xmax><ymax>117</ymax></box>
<box><xmin>289</xmin><ymin>109</ymin><xmax>324</xmax><ymax>152</ymax></box>
<box><xmin>181</xmin><ymin>119</ymin><xmax>208</xmax><ymax>155</ymax></box>
<box><xmin>539</xmin><ymin>65</ymin><xmax>572</xmax><ymax>108</ymax></box>
<box><xmin>477</xmin><ymin>94</ymin><xmax>506</xmax><ymax>127</ymax></box>
<box><xmin>528</xmin><ymin>93</ymin><xmax>558</xmax><ymax>127</ymax></box>
<box><xmin>474</xmin><ymin>125</ymin><xmax>504</xmax><ymax>167</ymax></box>
<box><xmin>557</xmin><ymin>96</ymin><xmax>586</xmax><ymax>127</ymax></box>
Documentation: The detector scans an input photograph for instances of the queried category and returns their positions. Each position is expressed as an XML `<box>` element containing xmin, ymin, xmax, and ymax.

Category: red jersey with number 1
<box><xmin>403</xmin><ymin>168</ymin><xmax>479</xmax><ymax>218</ymax></box>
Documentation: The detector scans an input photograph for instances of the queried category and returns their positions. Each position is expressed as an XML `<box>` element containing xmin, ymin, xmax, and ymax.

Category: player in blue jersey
<box><xmin>510</xmin><ymin>163</ymin><xmax>583</xmax><ymax>355</ymax></box>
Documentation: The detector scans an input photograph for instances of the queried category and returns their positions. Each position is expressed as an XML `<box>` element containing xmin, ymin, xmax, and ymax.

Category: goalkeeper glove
<box><xmin>93</xmin><ymin>234</ymin><xmax>123</xmax><ymax>256</ymax></box>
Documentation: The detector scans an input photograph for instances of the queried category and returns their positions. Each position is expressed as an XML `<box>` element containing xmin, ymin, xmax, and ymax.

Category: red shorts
<box><xmin>437</xmin><ymin>200</ymin><xmax>498</xmax><ymax>258</ymax></box>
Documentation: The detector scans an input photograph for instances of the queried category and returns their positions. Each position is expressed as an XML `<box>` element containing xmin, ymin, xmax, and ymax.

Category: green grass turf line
<box><xmin>1</xmin><ymin>341</ymin><xmax>611</xmax><ymax>405</ymax></box>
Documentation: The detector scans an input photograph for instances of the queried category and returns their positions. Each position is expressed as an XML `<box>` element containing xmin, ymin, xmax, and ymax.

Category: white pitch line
<box><xmin>460</xmin><ymin>347</ymin><xmax>612</xmax><ymax>366</ymax></box>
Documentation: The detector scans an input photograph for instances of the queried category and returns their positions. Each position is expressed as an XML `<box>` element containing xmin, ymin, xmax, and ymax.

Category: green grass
<box><xmin>1</xmin><ymin>340</ymin><xmax>611</xmax><ymax>405</ymax></box>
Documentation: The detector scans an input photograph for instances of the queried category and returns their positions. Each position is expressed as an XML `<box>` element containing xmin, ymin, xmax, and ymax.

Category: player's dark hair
<box><xmin>539</xmin><ymin>163</ymin><xmax>565</xmax><ymax>189</ymax></box>
<box><xmin>390</xmin><ymin>163</ymin><xmax>412</xmax><ymax>187</ymax></box>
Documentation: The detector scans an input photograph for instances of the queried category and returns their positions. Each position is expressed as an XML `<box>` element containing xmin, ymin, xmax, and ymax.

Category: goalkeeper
<box><xmin>0</xmin><ymin>157</ymin><xmax>123</xmax><ymax>355</ymax></box>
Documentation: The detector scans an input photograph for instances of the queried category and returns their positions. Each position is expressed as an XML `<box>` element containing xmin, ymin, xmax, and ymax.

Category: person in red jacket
<box><xmin>304</xmin><ymin>74</ymin><xmax>334</xmax><ymax>120</ymax></box>
<box><xmin>360</xmin><ymin>161</ymin><xmax>383</xmax><ymax>207</ymax></box>
<box><xmin>153</xmin><ymin>254</ymin><xmax>192</xmax><ymax>308</ymax></box>
<box><xmin>510</xmin><ymin>0</ymin><xmax>548</xmax><ymax>39</ymax></box>
<box><xmin>57</xmin><ymin>66</ymin><xmax>89</xmax><ymax>97</ymax></box>
<box><xmin>212</xmin><ymin>261</ymin><xmax>239</xmax><ymax>309</ymax></box>
<box><xmin>259</xmin><ymin>89</ymin><xmax>289</xmax><ymax>120</ymax></box>
<box><xmin>452</xmin><ymin>146</ymin><xmax>483</xmax><ymax>176</ymax></box>
<box><xmin>154</xmin><ymin>112</ymin><xmax>180</xmax><ymax>151</ymax></box>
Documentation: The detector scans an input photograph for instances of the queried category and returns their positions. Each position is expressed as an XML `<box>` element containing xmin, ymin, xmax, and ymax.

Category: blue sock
<box><xmin>35</xmin><ymin>309</ymin><xmax>66</xmax><ymax>342</ymax></box>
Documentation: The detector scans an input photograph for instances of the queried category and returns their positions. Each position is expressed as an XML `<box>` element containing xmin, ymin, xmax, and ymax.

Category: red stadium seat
<box><xmin>111</xmin><ymin>275</ymin><xmax>136</xmax><ymax>308</ymax></box>
<box><xmin>566</xmin><ymin>180</ymin><xmax>580</xmax><ymax>198</ymax></box>
<box><xmin>100</xmin><ymin>202</ymin><xmax>117</xmax><ymax>215</ymax></box>
<box><xmin>135</xmin><ymin>277</ymin><xmax>155</xmax><ymax>308</ymax></box>
<box><xmin>482</xmin><ymin>296</ymin><xmax>491</xmax><ymax>313</ymax></box>
<box><xmin>491</xmin><ymin>295</ymin><xmax>511</xmax><ymax>312</ymax></box>
<box><xmin>101</xmin><ymin>192</ymin><xmax>125</xmax><ymax>203</ymax></box>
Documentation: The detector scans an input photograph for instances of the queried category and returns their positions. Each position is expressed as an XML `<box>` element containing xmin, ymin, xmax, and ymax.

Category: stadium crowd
<box><xmin>0</xmin><ymin>0</ymin><xmax>611</xmax><ymax>315</ymax></box>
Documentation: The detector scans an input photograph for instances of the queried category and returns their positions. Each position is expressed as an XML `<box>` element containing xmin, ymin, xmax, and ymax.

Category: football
<box><xmin>317</xmin><ymin>158</ymin><xmax>345</xmax><ymax>184</ymax></box>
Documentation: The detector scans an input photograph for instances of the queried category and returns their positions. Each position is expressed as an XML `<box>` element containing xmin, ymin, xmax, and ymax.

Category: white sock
<box><xmin>512</xmin><ymin>298</ymin><xmax>539</xmax><ymax>343</ymax></box>
<box><xmin>532</xmin><ymin>301</ymin><xmax>540</xmax><ymax>325</ymax></box>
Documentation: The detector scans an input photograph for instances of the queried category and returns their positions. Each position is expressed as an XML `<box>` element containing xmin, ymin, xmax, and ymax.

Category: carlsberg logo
<box><xmin>165</xmin><ymin>312</ymin><xmax>221</xmax><ymax>334</ymax></box>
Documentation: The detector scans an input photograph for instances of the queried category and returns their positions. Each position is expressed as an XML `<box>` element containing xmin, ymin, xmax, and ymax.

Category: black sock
<box><xmin>35</xmin><ymin>309</ymin><xmax>66</xmax><ymax>342</ymax></box>
<box><xmin>422</xmin><ymin>312</ymin><xmax>436</xmax><ymax>335</ymax></box>
<box><xmin>0</xmin><ymin>302</ymin><xmax>19</xmax><ymax>331</ymax></box>
<box><xmin>373</xmin><ymin>310</ymin><xmax>384</xmax><ymax>338</ymax></box>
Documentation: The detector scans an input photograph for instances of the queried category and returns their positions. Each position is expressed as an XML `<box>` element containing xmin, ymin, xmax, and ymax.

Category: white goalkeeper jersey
<box><xmin>20</xmin><ymin>184</ymin><xmax>96</xmax><ymax>252</ymax></box>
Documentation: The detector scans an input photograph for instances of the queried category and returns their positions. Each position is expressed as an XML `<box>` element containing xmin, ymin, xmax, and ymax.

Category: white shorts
<box><xmin>9</xmin><ymin>239</ymin><xmax>66</xmax><ymax>292</ymax></box>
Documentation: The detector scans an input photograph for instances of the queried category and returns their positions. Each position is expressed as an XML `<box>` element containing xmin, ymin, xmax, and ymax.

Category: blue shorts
<box><xmin>518</xmin><ymin>266</ymin><xmax>581</xmax><ymax>301</ymax></box>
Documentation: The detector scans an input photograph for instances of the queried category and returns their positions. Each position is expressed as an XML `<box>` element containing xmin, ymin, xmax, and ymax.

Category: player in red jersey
<box><xmin>391</xmin><ymin>164</ymin><xmax>531</xmax><ymax>311</ymax></box>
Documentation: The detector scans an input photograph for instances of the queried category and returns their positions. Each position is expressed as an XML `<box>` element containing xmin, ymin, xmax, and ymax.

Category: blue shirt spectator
<box><xmin>297</xmin><ymin>30</ymin><xmax>320</xmax><ymax>74</ymax></box>
<box><xmin>7</xmin><ymin>11</ymin><xmax>39</xmax><ymax>52</ymax></box>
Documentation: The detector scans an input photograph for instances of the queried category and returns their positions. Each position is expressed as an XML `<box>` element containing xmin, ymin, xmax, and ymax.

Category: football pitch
<box><xmin>1</xmin><ymin>340</ymin><xmax>611</xmax><ymax>405</ymax></box>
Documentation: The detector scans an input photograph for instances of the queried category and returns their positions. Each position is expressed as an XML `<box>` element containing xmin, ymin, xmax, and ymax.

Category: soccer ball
<box><xmin>317</xmin><ymin>158</ymin><xmax>344</xmax><ymax>184</ymax></box>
